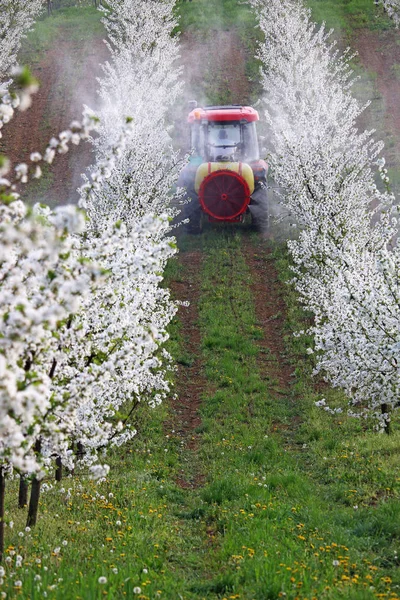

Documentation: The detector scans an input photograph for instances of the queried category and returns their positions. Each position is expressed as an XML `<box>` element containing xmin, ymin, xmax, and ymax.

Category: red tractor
<box><xmin>179</xmin><ymin>103</ymin><xmax>268</xmax><ymax>232</ymax></box>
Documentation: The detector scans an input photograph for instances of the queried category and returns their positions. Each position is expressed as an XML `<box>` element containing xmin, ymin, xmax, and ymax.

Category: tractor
<box><xmin>178</xmin><ymin>103</ymin><xmax>268</xmax><ymax>232</ymax></box>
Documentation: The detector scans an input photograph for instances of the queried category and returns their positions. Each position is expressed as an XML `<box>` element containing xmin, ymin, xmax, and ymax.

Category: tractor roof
<box><xmin>188</xmin><ymin>105</ymin><xmax>259</xmax><ymax>123</ymax></box>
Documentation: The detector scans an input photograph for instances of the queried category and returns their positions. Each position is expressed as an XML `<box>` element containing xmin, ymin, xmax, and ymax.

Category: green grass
<box><xmin>2</xmin><ymin>229</ymin><xmax>399</xmax><ymax>599</ymax></box>
<box><xmin>20</xmin><ymin>6</ymin><xmax>104</xmax><ymax>65</ymax></box>
<box><xmin>175</xmin><ymin>0</ymin><xmax>263</xmax><ymax>104</ymax></box>
<box><xmin>306</xmin><ymin>0</ymin><xmax>393</xmax><ymax>32</ymax></box>
<box><xmin>175</xmin><ymin>0</ymin><xmax>257</xmax><ymax>35</ymax></box>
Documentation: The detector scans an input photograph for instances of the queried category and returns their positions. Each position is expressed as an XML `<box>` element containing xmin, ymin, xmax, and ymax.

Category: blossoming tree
<box><xmin>0</xmin><ymin>0</ymin><xmax>182</xmax><ymax>557</ymax></box>
<box><xmin>251</xmin><ymin>0</ymin><xmax>400</xmax><ymax>431</ymax></box>
<box><xmin>0</xmin><ymin>0</ymin><xmax>44</xmax><ymax>83</ymax></box>
<box><xmin>378</xmin><ymin>0</ymin><xmax>400</xmax><ymax>26</ymax></box>
<box><xmin>82</xmin><ymin>0</ymin><xmax>184</xmax><ymax>232</ymax></box>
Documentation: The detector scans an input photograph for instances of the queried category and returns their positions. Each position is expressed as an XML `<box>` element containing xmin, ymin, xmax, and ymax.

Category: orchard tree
<box><xmin>0</xmin><ymin>0</ymin><xmax>182</xmax><ymax>559</ymax></box>
<box><xmin>0</xmin><ymin>4</ymin><xmax>181</xmax><ymax>556</ymax></box>
<box><xmin>0</xmin><ymin>86</ymin><xmax>105</xmax><ymax>553</ymax></box>
<box><xmin>251</xmin><ymin>0</ymin><xmax>400</xmax><ymax>431</ymax></box>
<box><xmin>311</xmin><ymin>237</ymin><xmax>400</xmax><ymax>432</ymax></box>
<box><xmin>0</xmin><ymin>0</ymin><xmax>44</xmax><ymax>83</ymax></box>
<box><xmin>0</xmin><ymin>197</ymin><xmax>103</xmax><ymax>550</ymax></box>
<box><xmin>68</xmin><ymin>213</ymin><xmax>177</xmax><ymax>464</ymax></box>
<box><xmin>82</xmin><ymin>0</ymin><xmax>184</xmax><ymax>232</ymax></box>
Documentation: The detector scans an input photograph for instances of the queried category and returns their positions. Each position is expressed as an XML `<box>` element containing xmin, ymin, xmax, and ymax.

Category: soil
<box><xmin>243</xmin><ymin>240</ymin><xmax>294</xmax><ymax>392</ymax></box>
<box><xmin>356</xmin><ymin>29</ymin><xmax>400</xmax><ymax>165</ymax></box>
<box><xmin>179</xmin><ymin>28</ymin><xmax>250</xmax><ymax>107</ymax></box>
<box><xmin>168</xmin><ymin>250</ymin><xmax>206</xmax><ymax>489</ymax></box>
<box><xmin>1</xmin><ymin>26</ymin><xmax>108</xmax><ymax>206</ymax></box>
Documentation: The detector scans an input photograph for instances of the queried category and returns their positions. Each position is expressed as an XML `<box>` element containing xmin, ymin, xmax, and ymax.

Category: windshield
<box><xmin>190</xmin><ymin>120</ymin><xmax>259</xmax><ymax>162</ymax></box>
<box><xmin>207</xmin><ymin>122</ymin><xmax>240</xmax><ymax>161</ymax></box>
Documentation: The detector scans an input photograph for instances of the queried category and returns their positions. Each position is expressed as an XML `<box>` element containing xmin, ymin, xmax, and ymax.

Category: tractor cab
<box><xmin>190</xmin><ymin>110</ymin><xmax>260</xmax><ymax>163</ymax></box>
<box><xmin>180</xmin><ymin>104</ymin><xmax>268</xmax><ymax>231</ymax></box>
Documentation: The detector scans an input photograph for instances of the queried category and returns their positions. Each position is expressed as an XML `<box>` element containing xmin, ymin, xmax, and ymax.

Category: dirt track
<box><xmin>356</xmin><ymin>29</ymin><xmax>400</xmax><ymax>167</ymax></box>
<box><xmin>0</xmin><ymin>20</ymin><xmax>108</xmax><ymax>206</ymax></box>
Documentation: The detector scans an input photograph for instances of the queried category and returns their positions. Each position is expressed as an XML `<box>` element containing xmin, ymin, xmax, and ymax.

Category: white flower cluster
<box><xmin>0</xmin><ymin>200</ymin><xmax>91</xmax><ymax>474</ymax></box>
<box><xmin>0</xmin><ymin>197</ymin><xmax>177</xmax><ymax>476</ymax></box>
<box><xmin>252</xmin><ymin>0</ymin><xmax>400</xmax><ymax>431</ymax></box>
<box><xmin>0</xmin><ymin>0</ymin><xmax>44</xmax><ymax>83</ymax></box>
<box><xmin>378</xmin><ymin>0</ymin><xmax>400</xmax><ymax>26</ymax></box>
<box><xmin>0</xmin><ymin>0</ymin><xmax>180</xmax><ymax>482</ymax></box>
<box><xmin>81</xmin><ymin>0</ymin><xmax>184</xmax><ymax>232</ymax></box>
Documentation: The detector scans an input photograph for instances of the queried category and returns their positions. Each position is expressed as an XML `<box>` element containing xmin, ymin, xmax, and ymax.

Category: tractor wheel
<box><xmin>187</xmin><ymin>207</ymin><xmax>203</xmax><ymax>234</ymax></box>
<box><xmin>184</xmin><ymin>202</ymin><xmax>203</xmax><ymax>234</ymax></box>
<box><xmin>250</xmin><ymin>182</ymin><xmax>269</xmax><ymax>231</ymax></box>
<box><xmin>180</xmin><ymin>190</ymin><xmax>203</xmax><ymax>235</ymax></box>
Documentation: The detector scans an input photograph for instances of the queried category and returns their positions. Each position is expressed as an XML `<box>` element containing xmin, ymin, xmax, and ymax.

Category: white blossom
<box><xmin>0</xmin><ymin>1</ymin><xmax>43</xmax><ymax>83</ymax></box>
<box><xmin>81</xmin><ymin>0</ymin><xmax>185</xmax><ymax>230</ymax></box>
<box><xmin>378</xmin><ymin>0</ymin><xmax>400</xmax><ymax>26</ymax></box>
<box><xmin>252</xmin><ymin>0</ymin><xmax>400</xmax><ymax>430</ymax></box>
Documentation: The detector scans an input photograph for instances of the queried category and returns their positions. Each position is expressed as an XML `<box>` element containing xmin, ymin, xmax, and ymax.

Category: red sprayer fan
<box><xmin>198</xmin><ymin>169</ymin><xmax>250</xmax><ymax>221</ymax></box>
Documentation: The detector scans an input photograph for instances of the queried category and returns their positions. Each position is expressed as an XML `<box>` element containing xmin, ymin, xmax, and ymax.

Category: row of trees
<box><xmin>0</xmin><ymin>0</ymin><xmax>182</xmax><ymax>559</ymax></box>
<box><xmin>0</xmin><ymin>1</ymin><xmax>44</xmax><ymax>84</ymax></box>
<box><xmin>251</xmin><ymin>0</ymin><xmax>400</xmax><ymax>432</ymax></box>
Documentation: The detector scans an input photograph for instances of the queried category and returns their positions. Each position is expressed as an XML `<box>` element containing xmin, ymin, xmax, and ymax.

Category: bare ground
<box><xmin>1</xmin><ymin>27</ymin><xmax>108</xmax><ymax>205</ymax></box>
<box><xmin>356</xmin><ymin>29</ymin><xmax>400</xmax><ymax>165</ymax></box>
<box><xmin>168</xmin><ymin>250</ymin><xmax>206</xmax><ymax>489</ymax></box>
<box><xmin>243</xmin><ymin>240</ymin><xmax>294</xmax><ymax>392</ymax></box>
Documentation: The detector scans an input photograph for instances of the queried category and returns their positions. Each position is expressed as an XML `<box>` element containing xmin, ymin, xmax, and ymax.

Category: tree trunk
<box><xmin>76</xmin><ymin>441</ymin><xmax>84</xmax><ymax>459</ymax></box>
<box><xmin>381</xmin><ymin>403</ymin><xmax>391</xmax><ymax>435</ymax></box>
<box><xmin>27</xmin><ymin>439</ymin><xmax>42</xmax><ymax>527</ymax></box>
<box><xmin>26</xmin><ymin>477</ymin><xmax>41</xmax><ymax>528</ymax></box>
<box><xmin>0</xmin><ymin>469</ymin><xmax>5</xmax><ymax>562</ymax></box>
<box><xmin>18</xmin><ymin>475</ymin><xmax>28</xmax><ymax>509</ymax></box>
<box><xmin>55</xmin><ymin>457</ymin><xmax>62</xmax><ymax>482</ymax></box>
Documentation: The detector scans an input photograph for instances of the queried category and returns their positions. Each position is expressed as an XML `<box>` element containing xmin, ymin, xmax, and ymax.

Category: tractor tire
<box><xmin>186</xmin><ymin>205</ymin><xmax>203</xmax><ymax>234</ymax></box>
<box><xmin>249</xmin><ymin>182</ymin><xmax>269</xmax><ymax>231</ymax></box>
<box><xmin>182</xmin><ymin>194</ymin><xmax>203</xmax><ymax>234</ymax></box>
